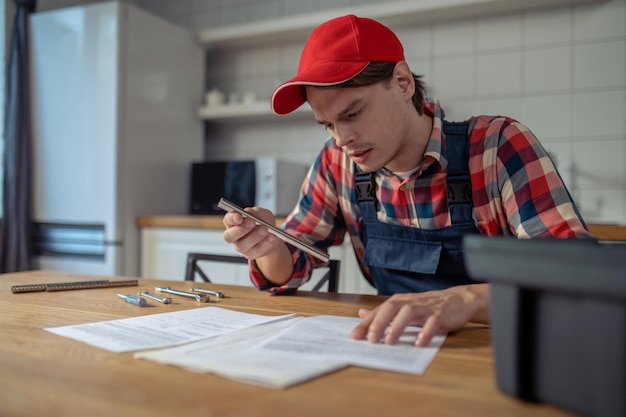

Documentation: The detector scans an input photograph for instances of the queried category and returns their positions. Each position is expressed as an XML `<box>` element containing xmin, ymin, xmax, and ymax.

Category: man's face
<box><xmin>305</xmin><ymin>73</ymin><xmax>419</xmax><ymax>173</ymax></box>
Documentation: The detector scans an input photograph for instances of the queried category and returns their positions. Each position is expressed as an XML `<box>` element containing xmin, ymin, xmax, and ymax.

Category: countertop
<box><xmin>137</xmin><ymin>215</ymin><xmax>287</xmax><ymax>230</ymax></box>
<box><xmin>137</xmin><ymin>215</ymin><xmax>227</xmax><ymax>229</ymax></box>
<box><xmin>137</xmin><ymin>215</ymin><xmax>626</xmax><ymax>241</ymax></box>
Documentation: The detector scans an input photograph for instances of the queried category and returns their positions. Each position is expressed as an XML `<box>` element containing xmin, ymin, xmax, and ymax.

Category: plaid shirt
<box><xmin>250</xmin><ymin>98</ymin><xmax>589</xmax><ymax>293</ymax></box>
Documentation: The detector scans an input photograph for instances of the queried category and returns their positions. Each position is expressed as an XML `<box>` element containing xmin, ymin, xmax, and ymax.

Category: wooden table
<box><xmin>1</xmin><ymin>271</ymin><xmax>577</xmax><ymax>417</ymax></box>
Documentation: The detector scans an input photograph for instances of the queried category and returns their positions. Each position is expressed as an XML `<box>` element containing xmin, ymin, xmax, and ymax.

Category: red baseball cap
<box><xmin>271</xmin><ymin>15</ymin><xmax>405</xmax><ymax>115</ymax></box>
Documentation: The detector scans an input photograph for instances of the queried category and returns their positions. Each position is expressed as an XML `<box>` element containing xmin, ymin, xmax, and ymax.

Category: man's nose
<box><xmin>333</xmin><ymin>125</ymin><xmax>354</xmax><ymax>147</ymax></box>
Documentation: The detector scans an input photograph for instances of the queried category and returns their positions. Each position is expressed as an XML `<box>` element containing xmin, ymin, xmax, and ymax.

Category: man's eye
<box><xmin>348</xmin><ymin>110</ymin><xmax>360</xmax><ymax>119</ymax></box>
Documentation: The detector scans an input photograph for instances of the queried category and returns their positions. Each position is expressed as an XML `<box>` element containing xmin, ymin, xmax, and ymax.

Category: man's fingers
<box><xmin>384</xmin><ymin>306</ymin><xmax>418</xmax><ymax>345</ymax></box>
<box><xmin>351</xmin><ymin>308</ymin><xmax>374</xmax><ymax>340</ymax></box>
<box><xmin>352</xmin><ymin>303</ymin><xmax>402</xmax><ymax>344</ymax></box>
<box><xmin>415</xmin><ymin>315</ymin><xmax>441</xmax><ymax>347</ymax></box>
<box><xmin>357</xmin><ymin>308</ymin><xmax>371</xmax><ymax>319</ymax></box>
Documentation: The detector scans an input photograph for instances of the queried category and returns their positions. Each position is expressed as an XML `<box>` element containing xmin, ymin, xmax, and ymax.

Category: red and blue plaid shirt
<box><xmin>250</xmin><ymin>98</ymin><xmax>589</xmax><ymax>293</ymax></box>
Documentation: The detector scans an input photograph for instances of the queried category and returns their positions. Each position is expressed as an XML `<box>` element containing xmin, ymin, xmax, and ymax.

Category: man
<box><xmin>222</xmin><ymin>15</ymin><xmax>589</xmax><ymax>347</ymax></box>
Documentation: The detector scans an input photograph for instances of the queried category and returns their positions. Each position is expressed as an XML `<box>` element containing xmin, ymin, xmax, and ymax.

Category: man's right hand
<box><xmin>222</xmin><ymin>207</ymin><xmax>294</xmax><ymax>284</ymax></box>
<box><xmin>222</xmin><ymin>206</ymin><xmax>281</xmax><ymax>259</ymax></box>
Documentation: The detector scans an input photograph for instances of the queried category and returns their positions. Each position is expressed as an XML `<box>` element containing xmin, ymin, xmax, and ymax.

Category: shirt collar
<box><xmin>418</xmin><ymin>98</ymin><xmax>448</xmax><ymax>175</ymax></box>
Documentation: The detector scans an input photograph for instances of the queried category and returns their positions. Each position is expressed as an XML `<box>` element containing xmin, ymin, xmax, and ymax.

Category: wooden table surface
<box><xmin>0</xmin><ymin>270</ymin><xmax>577</xmax><ymax>417</ymax></box>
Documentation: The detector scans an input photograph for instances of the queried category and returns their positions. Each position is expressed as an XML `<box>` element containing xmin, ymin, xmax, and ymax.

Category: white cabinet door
<box><xmin>140</xmin><ymin>227</ymin><xmax>377</xmax><ymax>294</ymax></box>
<box><xmin>140</xmin><ymin>228</ymin><xmax>249</xmax><ymax>285</ymax></box>
<box><xmin>327</xmin><ymin>241</ymin><xmax>376</xmax><ymax>295</ymax></box>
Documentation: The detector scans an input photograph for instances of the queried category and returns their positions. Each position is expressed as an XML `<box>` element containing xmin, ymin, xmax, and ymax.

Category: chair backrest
<box><xmin>184</xmin><ymin>252</ymin><xmax>340</xmax><ymax>293</ymax></box>
<box><xmin>310</xmin><ymin>259</ymin><xmax>340</xmax><ymax>293</ymax></box>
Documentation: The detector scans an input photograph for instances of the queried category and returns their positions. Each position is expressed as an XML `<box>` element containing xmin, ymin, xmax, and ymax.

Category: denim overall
<box><xmin>356</xmin><ymin>121</ymin><xmax>481</xmax><ymax>295</ymax></box>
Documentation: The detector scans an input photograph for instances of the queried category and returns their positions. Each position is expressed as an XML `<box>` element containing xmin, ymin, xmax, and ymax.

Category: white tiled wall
<box><xmin>38</xmin><ymin>0</ymin><xmax>626</xmax><ymax>224</ymax></box>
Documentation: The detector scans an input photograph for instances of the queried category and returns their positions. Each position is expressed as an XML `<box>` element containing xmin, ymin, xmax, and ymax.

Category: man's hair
<box><xmin>338</xmin><ymin>62</ymin><xmax>427</xmax><ymax>115</ymax></box>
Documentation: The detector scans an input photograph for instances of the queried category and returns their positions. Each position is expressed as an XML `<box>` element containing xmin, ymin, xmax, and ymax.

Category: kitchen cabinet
<box><xmin>140</xmin><ymin>226</ymin><xmax>376</xmax><ymax>295</ymax></box>
<box><xmin>194</xmin><ymin>0</ymin><xmax>601</xmax><ymax>122</ymax></box>
<box><xmin>141</xmin><ymin>227</ymin><xmax>241</xmax><ymax>283</ymax></box>
<box><xmin>196</xmin><ymin>102</ymin><xmax>311</xmax><ymax>123</ymax></box>
<box><xmin>196</xmin><ymin>0</ymin><xmax>600</xmax><ymax>48</ymax></box>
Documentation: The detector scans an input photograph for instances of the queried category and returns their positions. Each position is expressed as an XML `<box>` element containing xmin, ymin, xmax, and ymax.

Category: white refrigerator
<box><xmin>29</xmin><ymin>1</ymin><xmax>204</xmax><ymax>277</ymax></box>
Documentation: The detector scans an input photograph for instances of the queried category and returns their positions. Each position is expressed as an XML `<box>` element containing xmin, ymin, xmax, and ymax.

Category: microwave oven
<box><xmin>189</xmin><ymin>158</ymin><xmax>309</xmax><ymax>216</ymax></box>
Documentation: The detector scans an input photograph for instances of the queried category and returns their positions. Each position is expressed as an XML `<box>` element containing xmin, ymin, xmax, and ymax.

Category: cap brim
<box><xmin>271</xmin><ymin>61</ymin><xmax>369</xmax><ymax>115</ymax></box>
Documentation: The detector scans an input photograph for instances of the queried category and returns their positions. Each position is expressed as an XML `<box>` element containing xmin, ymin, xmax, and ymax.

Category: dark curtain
<box><xmin>1</xmin><ymin>0</ymin><xmax>37</xmax><ymax>273</ymax></box>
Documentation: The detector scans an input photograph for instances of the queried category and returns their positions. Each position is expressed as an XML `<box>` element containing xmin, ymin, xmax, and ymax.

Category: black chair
<box><xmin>184</xmin><ymin>252</ymin><xmax>340</xmax><ymax>293</ymax></box>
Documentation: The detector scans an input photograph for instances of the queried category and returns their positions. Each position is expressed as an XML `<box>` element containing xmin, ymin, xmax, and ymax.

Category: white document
<box><xmin>247</xmin><ymin>315</ymin><xmax>446</xmax><ymax>375</ymax></box>
<box><xmin>45</xmin><ymin>307</ymin><xmax>294</xmax><ymax>353</ymax></box>
<box><xmin>136</xmin><ymin>314</ymin><xmax>446</xmax><ymax>388</ymax></box>
<box><xmin>135</xmin><ymin>317</ymin><xmax>347</xmax><ymax>389</ymax></box>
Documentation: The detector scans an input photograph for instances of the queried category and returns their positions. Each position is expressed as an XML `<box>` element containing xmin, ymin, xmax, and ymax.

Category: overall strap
<box><xmin>355</xmin><ymin>168</ymin><xmax>377</xmax><ymax>220</ymax></box>
<box><xmin>354</xmin><ymin>167</ymin><xmax>377</xmax><ymax>246</ymax></box>
<box><xmin>355</xmin><ymin>169</ymin><xmax>375</xmax><ymax>202</ymax></box>
<box><xmin>355</xmin><ymin>120</ymin><xmax>473</xmax><ymax>222</ymax></box>
<box><xmin>442</xmin><ymin>120</ymin><xmax>473</xmax><ymax>224</ymax></box>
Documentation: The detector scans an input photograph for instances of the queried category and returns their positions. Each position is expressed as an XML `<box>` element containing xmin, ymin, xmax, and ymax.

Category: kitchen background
<box><xmin>10</xmin><ymin>0</ymin><xmax>626</xmax><ymax>226</ymax></box>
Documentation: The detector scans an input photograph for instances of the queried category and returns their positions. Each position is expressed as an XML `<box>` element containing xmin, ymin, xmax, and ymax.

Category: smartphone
<box><xmin>217</xmin><ymin>198</ymin><xmax>330</xmax><ymax>262</ymax></box>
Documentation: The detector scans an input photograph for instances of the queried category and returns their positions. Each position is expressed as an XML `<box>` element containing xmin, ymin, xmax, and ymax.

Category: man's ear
<box><xmin>393</xmin><ymin>61</ymin><xmax>415</xmax><ymax>100</ymax></box>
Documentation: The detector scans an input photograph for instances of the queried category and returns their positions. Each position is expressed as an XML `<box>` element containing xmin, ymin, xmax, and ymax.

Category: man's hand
<box><xmin>222</xmin><ymin>206</ymin><xmax>282</xmax><ymax>260</ymax></box>
<box><xmin>222</xmin><ymin>206</ymin><xmax>294</xmax><ymax>284</ymax></box>
<box><xmin>351</xmin><ymin>284</ymin><xmax>490</xmax><ymax>347</ymax></box>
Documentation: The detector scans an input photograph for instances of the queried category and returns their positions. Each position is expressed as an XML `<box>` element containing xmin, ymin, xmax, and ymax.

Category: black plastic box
<box><xmin>464</xmin><ymin>236</ymin><xmax>625</xmax><ymax>417</ymax></box>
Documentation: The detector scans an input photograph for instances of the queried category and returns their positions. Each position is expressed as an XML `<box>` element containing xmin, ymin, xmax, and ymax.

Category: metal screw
<box><xmin>138</xmin><ymin>291</ymin><xmax>172</xmax><ymax>304</ymax></box>
<box><xmin>190</xmin><ymin>288</ymin><xmax>225</xmax><ymax>298</ymax></box>
<box><xmin>155</xmin><ymin>286</ymin><xmax>210</xmax><ymax>303</ymax></box>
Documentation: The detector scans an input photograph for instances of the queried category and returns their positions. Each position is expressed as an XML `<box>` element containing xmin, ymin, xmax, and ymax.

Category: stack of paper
<box><xmin>46</xmin><ymin>307</ymin><xmax>446</xmax><ymax>388</ymax></box>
